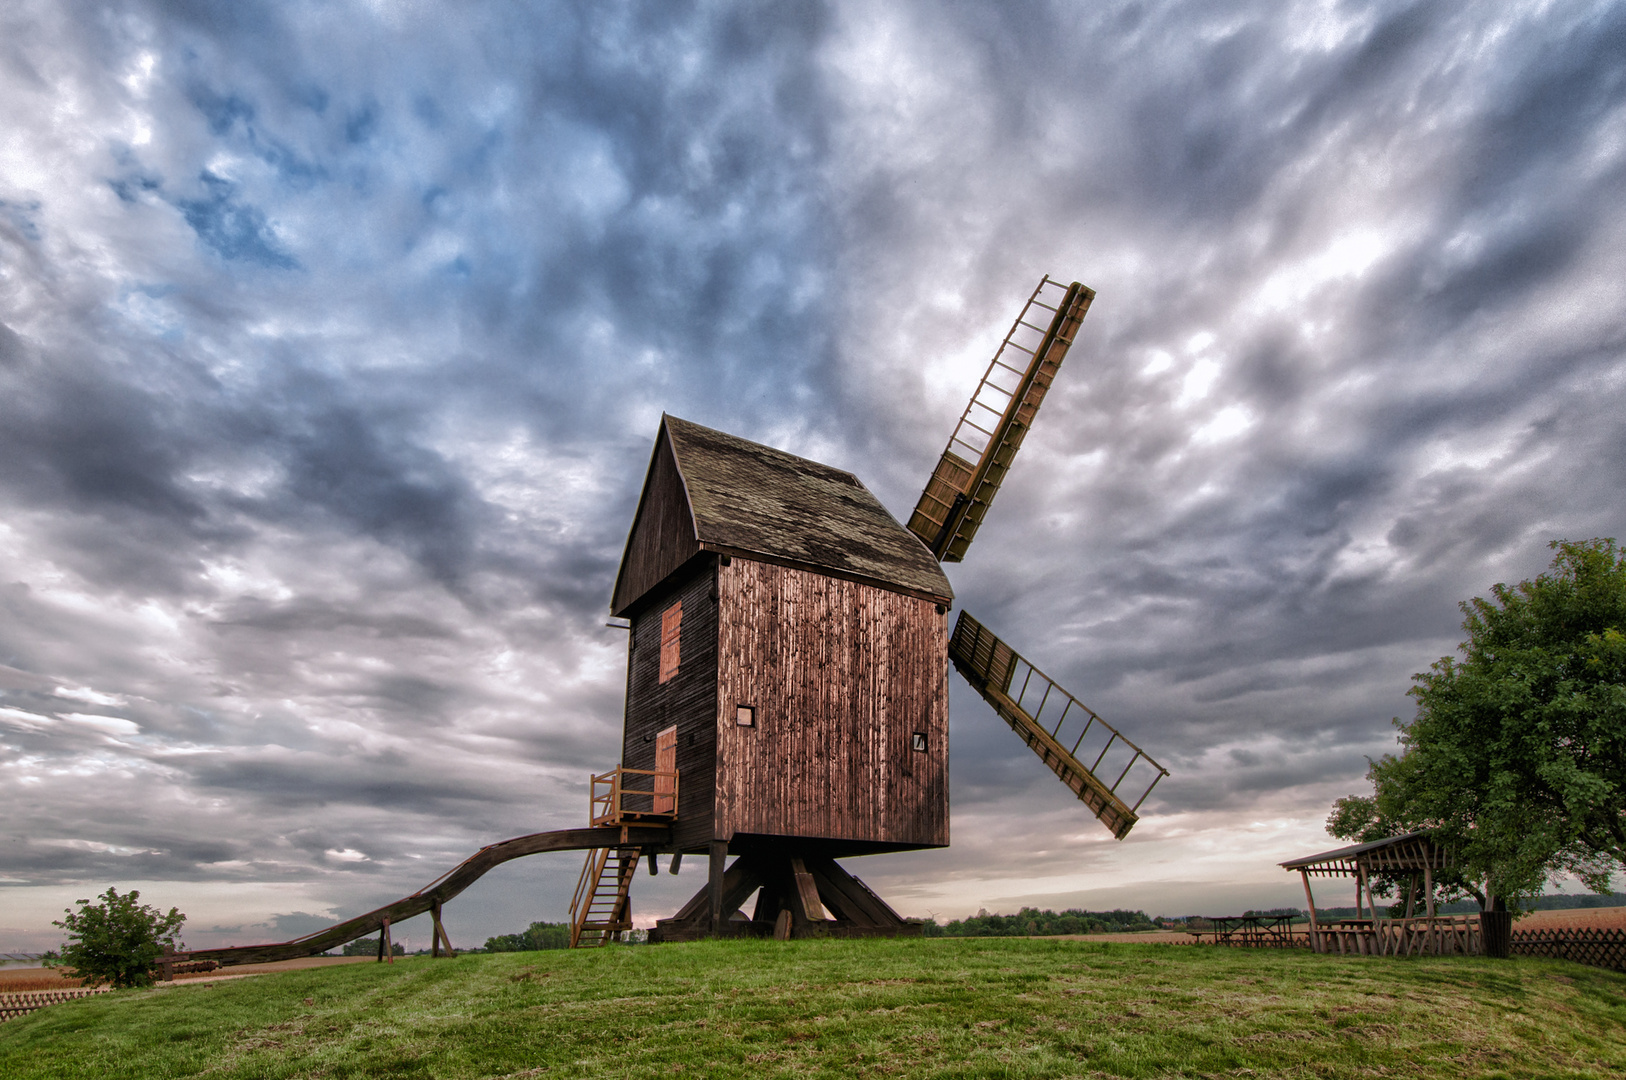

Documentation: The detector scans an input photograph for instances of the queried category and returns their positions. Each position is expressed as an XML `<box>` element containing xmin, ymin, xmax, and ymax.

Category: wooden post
<box><xmin>379</xmin><ymin>917</ymin><xmax>393</xmax><ymax>964</ymax></box>
<box><xmin>708</xmin><ymin>841</ymin><xmax>728</xmax><ymax>931</ymax></box>
<box><xmin>669</xmin><ymin>852</ymin><xmax>682</xmax><ymax>875</ymax></box>
<box><xmin>160</xmin><ymin>944</ymin><xmax>176</xmax><ymax>982</ymax></box>
<box><xmin>1299</xmin><ymin>870</ymin><xmax>1321</xmax><ymax>953</ymax></box>
<box><xmin>431</xmin><ymin>901</ymin><xmax>452</xmax><ymax>958</ymax></box>
<box><xmin>647</xmin><ymin>851</ymin><xmax>659</xmax><ymax>876</ymax></box>
<box><xmin>789</xmin><ymin>857</ymin><xmax>824</xmax><ymax>924</ymax></box>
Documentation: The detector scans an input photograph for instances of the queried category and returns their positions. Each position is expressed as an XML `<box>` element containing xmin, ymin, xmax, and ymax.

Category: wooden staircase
<box><xmin>570</xmin><ymin>845</ymin><xmax>639</xmax><ymax>947</ymax></box>
<box><xmin>908</xmin><ymin>276</ymin><xmax>1095</xmax><ymax>562</ymax></box>
<box><xmin>949</xmin><ymin>611</ymin><xmax>1166</xmax><ymax>839</ymax></box>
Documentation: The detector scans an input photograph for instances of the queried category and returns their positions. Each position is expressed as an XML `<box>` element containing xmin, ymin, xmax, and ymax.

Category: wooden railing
<box><xmin>590</xmin><ymin>766</ymin><xmax>680</xmax><ymax>827</ymax></box>
<box><xmin>1311</xmin><ymin>914</ymin><xmax>1482</xmax><ymax>957</ymax></box>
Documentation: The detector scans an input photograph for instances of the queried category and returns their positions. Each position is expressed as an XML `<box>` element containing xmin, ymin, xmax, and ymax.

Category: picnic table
<box><xmin>1186</xmin><ymin>914</ymin><xmax>1303</xmax><ymax>947</ymax></box>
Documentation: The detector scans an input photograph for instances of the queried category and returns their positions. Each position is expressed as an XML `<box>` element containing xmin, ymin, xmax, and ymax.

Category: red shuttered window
<box><xmin>659</xmin><ymin>601</ymin><xmax>682</xmax><ymax>683</ymax></box>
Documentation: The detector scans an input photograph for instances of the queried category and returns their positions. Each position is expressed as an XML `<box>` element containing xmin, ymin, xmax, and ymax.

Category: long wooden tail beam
<box><xmin>174</xmin><ymin>826</ymin><xmax>670</xmax><ymax>968</ymax></box>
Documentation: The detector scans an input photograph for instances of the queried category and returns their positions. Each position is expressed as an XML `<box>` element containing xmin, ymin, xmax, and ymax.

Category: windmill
<box><xmin>165</xmin><ymin>275</ymin><xmax>1173</xmax><ymax>972</ymax></box>
<box><xmin>580</xmin><ymin>275</ymin><xmax>1168</xmax><ymax>946</ymax></box>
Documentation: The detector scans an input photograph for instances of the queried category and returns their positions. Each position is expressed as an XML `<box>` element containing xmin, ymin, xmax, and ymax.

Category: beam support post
<box><xmin>708</xmin><ymin>840</ymin><xmax>728</xmax><ymax>931</ymax></box>
<box><xmin>1299</xmin><ymin>870</ymin><xmax>1320</xmax><ymax>954</ymax></box>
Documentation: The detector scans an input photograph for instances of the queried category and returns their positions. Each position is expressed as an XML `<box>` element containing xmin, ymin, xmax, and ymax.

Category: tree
<box><xmin>1330</xmin><ymin>538</ymin><xmax>1626</xmax><ymax>910</ymax></box>
<box><xmin>50</xmin><ymin>887</ymin><xmax>186</xmax><ymax>988</ymax></box>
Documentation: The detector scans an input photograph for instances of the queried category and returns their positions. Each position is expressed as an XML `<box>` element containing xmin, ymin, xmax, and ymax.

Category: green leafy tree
<box><xmin>1330</xmin><ymin>539</ymin><xmax>1626</xmax><ymax>910</ymax></box>
<box><xmin>49</xmin><ymin>887</ymin><xmax>185</xmax><ymax>988</ymax></box>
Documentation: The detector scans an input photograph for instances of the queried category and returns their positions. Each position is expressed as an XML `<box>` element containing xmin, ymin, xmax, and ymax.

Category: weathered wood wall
<box><xmin>622</xmin><ymin>558</ymin><xmax>719</xmax><ymax>853</ymax></box>
<box><xmin>714</xmin><ymin>558</ymin><xmax>949</xmax><ymax>850</ymax></box>
<box><xmin>612</xmin><ymin>428</ymin><xmax>700</xmax><ymax>617</ymax></box>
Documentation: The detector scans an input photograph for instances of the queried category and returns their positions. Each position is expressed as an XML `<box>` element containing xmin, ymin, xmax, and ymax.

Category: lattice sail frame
<box><xmin>949</xmin><ymin>611</ymin><xmax>1167</xmax><ymax>839</ymax></box>
<box><xmin>908</xmin><ymin>276</ymin><xmax>1095</xmax><ymax>562</ymax></box>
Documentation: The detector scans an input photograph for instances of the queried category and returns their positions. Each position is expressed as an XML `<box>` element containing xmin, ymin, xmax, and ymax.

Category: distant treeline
<box><xmin>922</xmin><ymin>907</ymin><xmax>1158</xmax><ymax>937</ymax></box>
<box><xmin>340</xmin><ymin>937</ymin><xmax>404</xmax><ymax>956</ymax></box>
<box><xmin>920</xmin><ymin>892</ymin><xmax>1626</xmax><ymax>938</ymax></box>
<box><xmin>483</xmin><ymin>922</ymin><xmax>573</xmax><ymax>952</ymax></box>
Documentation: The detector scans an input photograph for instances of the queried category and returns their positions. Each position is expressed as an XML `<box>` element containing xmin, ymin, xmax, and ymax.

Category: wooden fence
<box><xmin>1511</xmin><ymin>927</ymin><xmax>1626</xmax><ymax>973</ymax></box>
<box><xmin>0</xmin><ymin>987</ymin><xmax>108</xmax><ymax>1023</ymax></box>
<box><xmin>1311</xmin><ymin>914</ymin><xmax>1483</xmax><ymax>957</ymax></box>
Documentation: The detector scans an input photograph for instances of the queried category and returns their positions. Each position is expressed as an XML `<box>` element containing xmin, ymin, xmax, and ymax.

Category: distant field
<box><xmin>1518</xmin><ymin>906</ymin><xmax>1626</xmax><ymax>931</ymax></box>
<box><xmin>3</xmin><ymin>937</ymin><xmax>1624</xmax><ymax>1078</ymax></box>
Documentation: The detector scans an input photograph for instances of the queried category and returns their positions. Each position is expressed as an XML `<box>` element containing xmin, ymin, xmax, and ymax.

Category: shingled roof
<box><xmin>611</xmin><ymin>415</ymin><xmax>953</xmax><ymax>615</ymax></box>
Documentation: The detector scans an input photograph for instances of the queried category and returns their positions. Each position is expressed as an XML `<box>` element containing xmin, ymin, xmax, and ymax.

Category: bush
<box><xmin>49</xmin><ymin>887</ymin><xmax>185</xmax><ymax>988</ymax></box>
<box><xmin>341</xmin><ymin>937</ymin><xmax>405</xmax><ymax>956</ymax></box>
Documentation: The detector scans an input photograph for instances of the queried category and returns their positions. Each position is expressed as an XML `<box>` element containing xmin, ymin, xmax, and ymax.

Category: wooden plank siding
<box><xmin>622</xmin><ymin>559</ymin><xmax>720</xmax><ymax>853</ymax></box>
<box><xmin>611</xmin><ymin>426</ymin><xmax>701</xmax><ymax>618</ymax></box>
<box><xmin>714</xmin><ymin>558</ymin><xmax>949</xmax><ymax>851</ymax></box>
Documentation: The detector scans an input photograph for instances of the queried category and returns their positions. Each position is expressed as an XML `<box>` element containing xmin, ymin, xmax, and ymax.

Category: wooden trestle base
<box><xmin>650</xmin><ymin>846</ymin><xmax>922</xmax><ymax>942</ymax></box>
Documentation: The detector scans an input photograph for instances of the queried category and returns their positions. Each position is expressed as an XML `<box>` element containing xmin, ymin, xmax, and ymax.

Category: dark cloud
<box><xmin>1</xmin><ymin>0</ymin><xmax>1623</xmax><ymax>948</ymax></box>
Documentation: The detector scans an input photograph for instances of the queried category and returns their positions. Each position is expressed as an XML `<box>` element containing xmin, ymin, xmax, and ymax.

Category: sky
<box><xmin>3</xmin><ymin>0</ymin><xmax>1625</xmax><ymax>954</ymax></box>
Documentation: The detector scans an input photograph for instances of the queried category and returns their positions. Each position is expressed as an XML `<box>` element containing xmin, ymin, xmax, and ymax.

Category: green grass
<box><xmin>3</xmin><ymin>939</ymin><xmax>1624</xmax><ymax>1078</ymax></box>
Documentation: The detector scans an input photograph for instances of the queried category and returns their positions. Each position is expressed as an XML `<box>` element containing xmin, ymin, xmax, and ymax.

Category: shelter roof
<box><xmin>611</xmin><ymin>415</ymin><xmax>953</xmax><ymax>615</ymax></box>
<box><xmin>1280</xmin><ymin>832</ymin><xmax>1449</xmax><ymax>877</ymax></box>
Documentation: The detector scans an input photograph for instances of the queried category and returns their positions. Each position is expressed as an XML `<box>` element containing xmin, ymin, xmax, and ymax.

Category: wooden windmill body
<box><xmin>607</xmin><ymin>418</ymin><xmax>952</xmax><ymax>940</ymax></box>
<box><xmin>572</xmin><ymin>277</ymin><xmax>1169</xmax><ymax>946</ymax></box>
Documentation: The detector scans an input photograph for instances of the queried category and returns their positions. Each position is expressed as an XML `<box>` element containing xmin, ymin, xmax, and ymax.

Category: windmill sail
<box><xmin>908</xmin><ymin>276</ymin><xmax>1095</xmax><ymax>562</ymax></box>
<box><xmin>949</xmin><ymin>611</ymin><xmax>1165</xmax><ymax>840</ymax></box>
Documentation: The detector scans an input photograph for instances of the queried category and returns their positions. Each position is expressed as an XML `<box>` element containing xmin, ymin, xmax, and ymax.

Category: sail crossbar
<box><xmin>907</xmin><ymin>276</ymin><xmax>1095</xmax><ymax>563</ymax></box>
<box><xmin>949</xmin><ymin>611</ymin><xmax>1167</xmax><ymax>840</ymax></box>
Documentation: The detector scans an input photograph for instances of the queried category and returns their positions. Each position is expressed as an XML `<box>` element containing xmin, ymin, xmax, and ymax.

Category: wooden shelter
<box><xmin>593</xmin><ymin>415</ymin><xmax>954</xmax><ymax>942</ymax></box>
<box><xmin>1282</xmin><ymin>833</ymin><xmax>1485</xmax><ymax>956</ymax></box>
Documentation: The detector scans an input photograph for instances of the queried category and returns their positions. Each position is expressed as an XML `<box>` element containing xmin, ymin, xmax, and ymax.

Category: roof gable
<box><xmin>610</xmin><ymin>423</ymin><xmax>702</xmax><ymax>616</ymax></box>
<box><xmin>611</xmin><ymin>416</ymin><xmax>953</xmax><ymax>615</ymax></box>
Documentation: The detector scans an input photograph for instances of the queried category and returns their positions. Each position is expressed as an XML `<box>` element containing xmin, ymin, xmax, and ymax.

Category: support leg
<box><xmin>379</xmin><ymin>917</ymin><xmax>393</xmax><ymax>964</ymax></box>
<box><xmin>431</xmin><ymin>901</ymin><xmax>454</xmax><ymax>957</ymax></box>
<box><xmin>1298</xmin><ymin>870</ymin><xmax>1320</xmax><ymax>954</ymax></box>
<box><xmin>708</xmin><ymin>840</ymin><xmax>728</xmax><ymax>931</ymax></box>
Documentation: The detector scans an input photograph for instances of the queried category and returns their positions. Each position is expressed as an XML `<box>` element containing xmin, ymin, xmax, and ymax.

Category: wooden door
<box><xmin>654</xmin><ymin>725</ymin><xmax>677</xmax><ymax>814</ymax></box>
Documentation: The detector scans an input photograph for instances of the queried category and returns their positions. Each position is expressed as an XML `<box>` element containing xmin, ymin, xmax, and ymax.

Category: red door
<box><xmin>654</xmin><ymin>725</ymin><xmax>677</xmax><ymax>815</ymax></box>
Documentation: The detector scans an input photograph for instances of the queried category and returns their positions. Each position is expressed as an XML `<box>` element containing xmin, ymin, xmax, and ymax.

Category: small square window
<box><xmin>736</xmin><ymin>705</ymin><xmax>756</xmax><ymax>727</ymax></box>
<box><xmin>911</xmin><ymin>732</ymin><xmax>927</xmax><ymax>752</ymax></box>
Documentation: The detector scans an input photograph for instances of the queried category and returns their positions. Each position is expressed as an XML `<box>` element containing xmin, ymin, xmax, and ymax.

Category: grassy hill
<box><xmin>2</xmin><ymin>937</ymin><xmax>1624</xmax><ymax>1078</ymax></box>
